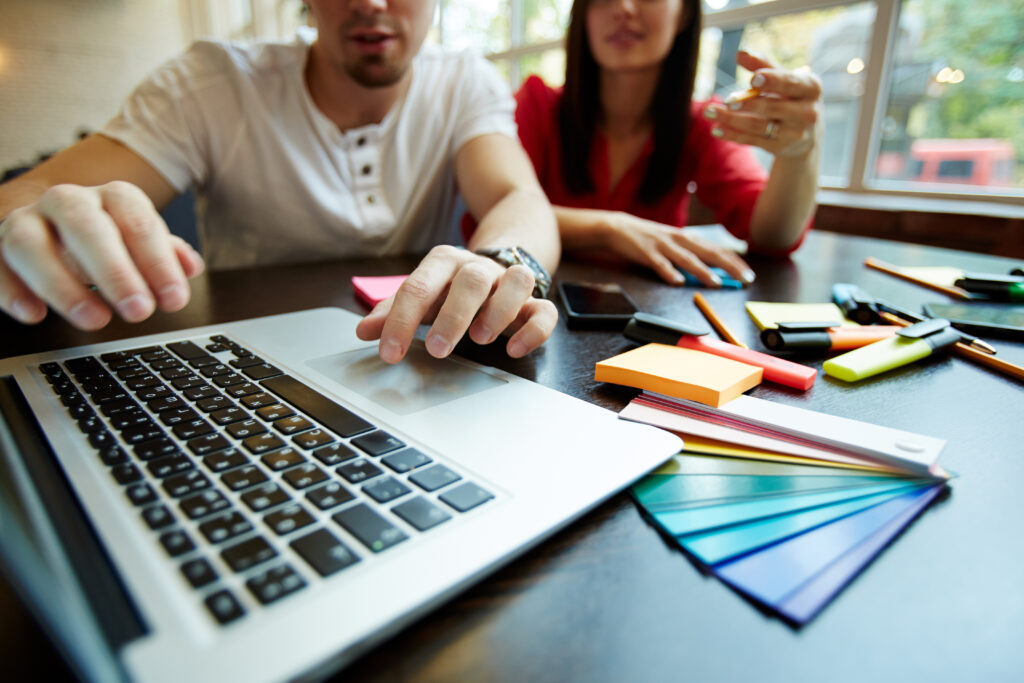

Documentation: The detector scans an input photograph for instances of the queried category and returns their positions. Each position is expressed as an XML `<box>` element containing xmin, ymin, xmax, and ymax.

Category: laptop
<box><xmin>0</xmin><ymin>307</ymin><xmax>680</xmax><ymax>682</ymax></box>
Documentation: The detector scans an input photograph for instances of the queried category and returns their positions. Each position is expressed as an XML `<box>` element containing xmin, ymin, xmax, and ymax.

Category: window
<box><xmin>435</xmin><ymin>0</ymin><xmax>1023</xmax><ymax>210</ymax></box>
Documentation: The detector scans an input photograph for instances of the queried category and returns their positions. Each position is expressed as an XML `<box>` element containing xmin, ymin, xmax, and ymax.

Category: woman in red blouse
<box><xmin>516</xmin><ymin>0</ymin><xmax>823</xmax><ymax>286</ymax></box>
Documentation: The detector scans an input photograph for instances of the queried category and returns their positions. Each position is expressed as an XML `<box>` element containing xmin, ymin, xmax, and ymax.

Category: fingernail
<box><xmin>709</xmin><ymin>273</ymin><xmax>723</xmax><ymax>287</ymax></box>
<box><xmin>68</xmin><ymin>300</ymin><xmax>109</xmax><ymax>329</ymax></box>
<box><xmin>742</xmin><ymin>269</ymin><xmax>756</xmax><ymax>284</ymax></box>
<box><xmin>751</xmin><ymin>73</ymin><xmax>765</xmax><ymax>88</ymax></box>
<box><xmin>671</xmin><ymin>272</ymin><xmax>685</xmax><ymax>285</ymax></box>
<box><xmin>116</xmin><ymin>293</ymin><xmax>154</xmax><ymax>321</ymax></box>
<box><xmin>711</xmin><ymin>127</ymin><xmax>724</xmax><ymax>138</ymax></box>
<box><xmin>380</xmin><ymin>337</ymin><xmax>404</xmax><ymax>364</ymax></box>
<box><xmin>477</xmin><ymin>325</ymin><xmax>495</xmax><ymax>344</ymax></box>
<box><xmin>728</xmin><ymin>99</ymin><xmax>743</xmax><ymax>111</ymax></box>
<box><xmin>703</xmin><ymin>106</ymin><xmax>717</xmax><ymax>119</ymax></box>
<box><xmin>426</xmin><ymin>333</ymin><xmax>452</xmax><ymax>358</ymax></box>
<box><xmin>158</xmin><ymin>283</ymin><xmax>188</xmax><ymax>310</ymax></box>
<box><xmin>11</xmin><ymin>297</ymin><xmax>43</xmax><ymax>323</ymax></box>
<box><xmin>507</xmin><ymin>339</ymin><xmax>527</xmax><ymax>358</ymax></box>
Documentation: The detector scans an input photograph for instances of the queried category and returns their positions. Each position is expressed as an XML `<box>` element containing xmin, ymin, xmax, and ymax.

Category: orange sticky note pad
<box><xmin>595</xmin><ymin>343</ymin><xmax>763</xmax><ymax>407</ymax></box>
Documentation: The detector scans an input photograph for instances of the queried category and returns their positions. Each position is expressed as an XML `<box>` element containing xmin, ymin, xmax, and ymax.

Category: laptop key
<box><xmin>255</xmin><ymin>403</ymin><xmax>294</xmax><ymax>421</ymax></box>
<box><xmin>274</xmin><ymin>415</ymin><xmax>313</xmax><ymax>435</ymax></box>
<box><xmin>187</xmin><ymin>433</ymin><xmax>231</xmax><ymax>456</ymax></box>
<box><xmin>126</xmin><ymin>482</ymin><xmax>158</xmax><ymax>506</ymax></box>
<box><xmin>181</xmin><ymin>558</ymin><xmax>218</xmax><ymax>588</ymax></box>
<box><xmin>333</xmin><ymin>504</ymin><xmax>408</xmax><ymax>553</ymax></box>
<box><xmin>362</xmin><ymin>476</ymin><xmax>411</xmax><ymax>504</ymax></box>
<box><xmin>159</xmin><ymin>529</ymin><xmax>195</xmax><ymax>557</ymax></box>
<box><xmin>313</xmin><ymin>443</ymin><xmax>358</xmax><ymax>467</ymax></box>
<box><xmin>213</xmin><ymin>374</ymin><xmax>247</xmax><ymax>389</ymax></box>
<box><xmin>409</xmin><ymin>465</ymin><xmax>462</xmax><ymax>492</ymax></box>
<box><xmin>381</xmin><ymin>448</ymin><xmax>432</xmax><ymax>473</ymax></box>
<box><xmin>281</xmin><ymin>463</ymin><xmax>327</xmax><ymax>490</ymax></box>
<box><xmin>392</xmin><ymin>496</ymin><xmax>452</xmax><ymax>532</ymax></box>
<box><xmin>306</xmin><ymin>481</ymin><xmax>355</xmax><ymax>510</ymax></box>
<box><xmin>196</xmin><ymin>396</ymin><xmax>234</xmax><ymax>413</ymax></box>
<box><xmin>166</xmin><ymin>340</ymin><xmax>208</xmax><ymax>361</ymax></box>
<box><xmin>203</xmin><ymin>448</ymin><xmax>248</xmax><ymax>473</ymax></box>
<box><xmin>440</xmin><ymin>482</ymin><xmax>495</xmax><ymax>512</ymax></box>
<box><xmin>227</xmin><ymin>419</ymin><xmax>267</xmax><ymax>440</ymax></box>
<box><xmin>111</xmin><ymin>463</ymin><xmax>143</xmax><ymax>485</ymax></box>
<box><xmin>88</xmin><ymin>430</ymin><xmax>116</xmax><ymax>450</ymax></box>
<box><xmin>246</xmin><ymin>564</ymin><xmax>306</xmax><ymax>605</ymax></box>
<box><xmin>147</xmin><ymin>454</ymin><xmax>195</xmax><ymax>478</ymax></box>
<box><xmin>108</xmin><ymin>411</ymin><xmax>152</xmax><ymax>431</ymax></box>
<box><xmin>243</xmin><ymin>363</ymin><xmax>283</xmax><ymax>381</ymax></box>
<box><xmin>148</xmin><ymin>396</ymin><xmax>187</xmax><ymax>413</ymax></box>
<box><xmin>240</xmin><ymin>392</ymin><xmax>277</xmax><ymax>409</ymax></box>
<box><xmin>210</xmin><ymin>406</ymin><xmax>249</xmax><ymax>425</ymax></box>
<box><xmin>142</xmin><ymin>504</ymin><xmax>175</xmax><ymax>530</ymax></box>
<box><xmin>338</xmin><ymin>459</ymin><xmax>382</xmax><ymax>484</ymax></box>
<box><xmin>293</xmin><ymin>428</ymin><xmax>334</xmax><ymax>450</ymax></box>
<box><xmin>205</xmin><ymin>589</ymin><xmax>246</xmax><ymax>625</ymax></box>
<box><xmin>229</xmin><ymin>355</ymin><xmax>264</xmax><ymax>369</ymax></box>
<box><xmin>350</xmin><ymin>430</ymin><xmax>401</xmax><ymax>456</ymax></box>
<box><xmin>241</xmin><ymin>483</ymin><xmax>291</xmax><ymax>512</ymax></box>
<box><xmin>221</xmin><ymin>464</ymin><xmax>268</xmax><ymax>492</ymax></box>
<box><xmin>260</xmin><ymin>375</ymin><xmax>373</xmax><ymax>438</ymax></box>
<box><xmin>172</xmin><ymin>418</ymin><xmax>215</xmax><ymax>440</ymax></box>
<box><xmin>184</xmin><ymin>385</ymin><xmax>221</xmax><ymax>401</ymax></box>
<box><xmin>99</xmin><ymin>398</ymin><xmax>140</xmax><ymax>416</ymax></box>
<box><xmin>291</xmin><ymin>528</ymin><xmax>360</xmax><ymax>577</ymax></box>
<box><xmin>225</xmin><ymin>382</ymin><xmax>261</xmax><ymax>398</ymax></box>
<box><xmin>180</xmin><ymin>489</ymin><xmax>231</xmax><ymax>520</ymax></box>
<box><xmin>122</xmin><ymin>423</ymin><xmax>167</xmax><ymax>445</ymax></box>
<box><xmin>261</xmin><ymin>447</ymin><xmax>305</xmax><ymax>472</ymax></box>
<box><xmin>241</xmin><ymin>433</ymin><xmax>285</xmax><ymax>455</ymax></box>
<box><xmin>98</xmin><ymin>445</ymin><xmax>129</xmax><ymax>466</ymax></box>
<box><xmin>159</xmin><ymin>406</ymin><xmax>200</xmax><ymax>426</ymax></box>
<box><xmin>264</xmin><ymin>503</ymin><xmax>315</xmax><ymax>536</ymax></box>
<box><xmin>135</xmin><ymin>438</ymin><xmax>179</xmax><ymax>460</ymax></box>
<box><xmin>222</xmin><ymin>535</ymin><xmax>278</xmax><ymax>573</ymax></box>
<box><xmin>163</xmin><ymin>470</ymin><xmax>212</xmax><ymax>498</ymax></box>
<box><xmin>77</xmin><ymin>415</ymin><xmax>105</xmax><ymax>433</ymax></box>
<box><xmin>199</xmin><ymin>511</ymin><xmax>253</xmax><ymax>544</ymax></box>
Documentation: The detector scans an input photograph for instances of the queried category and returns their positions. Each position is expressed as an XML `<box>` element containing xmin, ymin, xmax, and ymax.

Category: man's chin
<box><xmin>345</xmin><ymin>58</ymin><xmax>408</xmax><ymax>88</ymax></box>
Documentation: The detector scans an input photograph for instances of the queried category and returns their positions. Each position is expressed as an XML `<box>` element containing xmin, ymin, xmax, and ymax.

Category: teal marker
<box><xmin>823</xmin><ymin>318</ymin><xmax>962</xmax><ymax>382</ymax></box>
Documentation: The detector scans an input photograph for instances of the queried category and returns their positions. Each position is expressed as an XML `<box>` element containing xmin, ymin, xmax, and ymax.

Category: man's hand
<box><xmin>0</xmin><ymin>181</ymin><xmax>204</xmax><ymax>329</ymax></box>
<box><xmin>602</xmin><ymin>211</ymin><xmax>755</xmax><ymax>287</ymax></box>
<box><xmin>355</xmin><ymin>245</ymin><xmax>558</xmax><ymax>363</ymax></box>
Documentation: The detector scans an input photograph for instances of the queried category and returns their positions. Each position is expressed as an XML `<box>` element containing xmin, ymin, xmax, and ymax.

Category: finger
<box><xmin>377</xmin><ymin>246</ymin><xmax>462</xmax><ymax>363</ymax></box>
<box><xmin>749</xmin><ymin>67</ymin><xmax>822</xmax><ymax>100</ymax></box>
<box><xmin>101</xmin><ymin>182</ymin><xmax>190</xmax><ymax>312</ymax></box>
<box><xmin>39</xmin><ymin>185</ymin><xmax>154</xmax><ymax>323</ymax></box>
<box><xmin>646</xmin><ymin>250</ymin><xmax>687</xmax><ymax>285</ymax></box>
<box><xmin>355</xmin><ymin>296</ymin><xmax>394</xmax><ymax>341</ymax></box>
<box><xmin>725</xmin><ymin>97</ymin><xmax>819</xmax><ymax>129</ymax></box>
<box><xmin>505</xmin><ymin>298</ymin><xmax>558</xmax><ymax>358</ymax></box>
<box><xmin>2</xmin><ymin>208</ymin><xmax>112</xmax><ymax>329</ymax></box>
<box><xmin>662</xmin><ymin>243</ymin><xmax>721</xmax><ymax>288</ymax></box>
<box><xmin>0</xmin><ymin>255</ymin><xmax>47</xmax><ymax>324</ymax></box>
<box><xmin>678</xmin><ymin>236</ymin><xmax>754</xmax><ymax>284</ymax></box>
<box><xmin>171</xmin><ymin>236</ymin><xmax>205</xmax><ymax>279</ymax></box>
<box><xmin>467</xmin><ymin>264</ymin><xmax>536</xmax><ymax>344</ymax></box>
<box><xmin>736</xmin><ymin>49</ymin><xmax>774</xmax><ymax>73</ymax></box>
<box><xmin>424</xmin><ymin>258</ymin><xmax>502</xmax><ymax>358</ymax></box>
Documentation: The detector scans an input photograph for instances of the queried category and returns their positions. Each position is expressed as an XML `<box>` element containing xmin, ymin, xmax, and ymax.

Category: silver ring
<box><xmin>763</xmin><ymin>119</ymin><xmax>780</xmax><ymax>140</ymax></box>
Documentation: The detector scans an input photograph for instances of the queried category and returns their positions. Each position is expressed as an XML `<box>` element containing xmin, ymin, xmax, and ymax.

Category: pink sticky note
<box><xmin>351</xmin><ymin>275</ymin><xmax>408</xmax><ymax>308</ymax></box>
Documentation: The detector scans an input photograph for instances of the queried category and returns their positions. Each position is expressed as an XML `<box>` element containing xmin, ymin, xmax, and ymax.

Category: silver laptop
<box><xmin>0</xmin><ymin>307</ymin><xmax>680</xmax><ymax>682</ymax></box>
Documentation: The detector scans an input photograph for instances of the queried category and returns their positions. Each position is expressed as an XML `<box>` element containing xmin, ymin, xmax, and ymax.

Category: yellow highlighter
<box><xmin>823</xmin><ymin>318</ymin><xmax>962</xmax><ymax>382</ymax></box>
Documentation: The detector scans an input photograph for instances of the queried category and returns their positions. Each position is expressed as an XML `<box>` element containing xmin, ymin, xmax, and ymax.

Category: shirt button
<box><xmin>366</xmin><ymin>195</ymin><xmax>376</xmax><ymax>204</ymax></box>
<box><xmin>361</xmin><ymin>164</ymin><xmax>372</xmax><ymax>176</ymax></box>
<box><xmin>356</xmin><ymin>136</ymin><xmax>367</xmax><ymax>147</ymax></box>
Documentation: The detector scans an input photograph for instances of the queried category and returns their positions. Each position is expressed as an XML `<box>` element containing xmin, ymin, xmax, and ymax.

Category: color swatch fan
<box><xmin>623</xmin><ymin>391</ymin><xmax>950</xmax><ymax>625</ymax></box>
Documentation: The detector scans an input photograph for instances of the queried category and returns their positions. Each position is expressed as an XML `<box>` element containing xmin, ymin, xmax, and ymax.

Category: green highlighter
<box><xmin>824</xmin><ymin>318</ymin><xmax>962</xmax><ymax>382</ymax></box>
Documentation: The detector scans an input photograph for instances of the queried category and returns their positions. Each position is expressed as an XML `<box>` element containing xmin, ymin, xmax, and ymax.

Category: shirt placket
<box><xmin>346</xmin><ymin>128</ymin><xmax>392</xmax><ymax>235</ymax></box>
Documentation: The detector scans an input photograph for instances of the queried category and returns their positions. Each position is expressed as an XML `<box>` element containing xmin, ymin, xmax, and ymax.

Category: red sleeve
<box><xmin>687</xmin><ymin>100</ymin><xmax>812</xmax><ymax>256</ymax></box>
<box><xmin>462</xmin><ymin>75</ymin><xmax>559</xmax><ymax>242</ymax></box>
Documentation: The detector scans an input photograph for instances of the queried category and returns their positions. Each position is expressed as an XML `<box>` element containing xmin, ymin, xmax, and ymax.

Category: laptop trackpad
<box><xmin>307</xmin><ymin>344</ymin><xmax>506</xmax><ymax>416</ymax></box>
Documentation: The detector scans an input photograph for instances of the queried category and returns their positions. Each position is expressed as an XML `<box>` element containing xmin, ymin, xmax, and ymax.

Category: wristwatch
<box><xmin>474</xmin><ymin>246</ymin><xmax>552</xmax><ymax>299</ymax></box>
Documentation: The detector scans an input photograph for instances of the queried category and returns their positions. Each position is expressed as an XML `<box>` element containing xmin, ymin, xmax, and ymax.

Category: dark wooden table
<box><xmin>2</xmin><ymin>228</ymin><xmax>1023</xmax><ymax>682</ymax></box>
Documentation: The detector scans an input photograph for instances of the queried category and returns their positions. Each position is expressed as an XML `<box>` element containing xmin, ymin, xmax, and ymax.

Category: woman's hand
<box><xmin>704</xmin><ymin>50</ymin><xmax>823</xmax><ymax>160</ymax></box>
<box><xmin>601</xmin><ymin>211</ymin><xmax>755</xmax><ymax>287</ymax></box>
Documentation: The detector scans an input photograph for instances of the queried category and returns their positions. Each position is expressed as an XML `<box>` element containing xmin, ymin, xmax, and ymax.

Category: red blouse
<box><xmin>507</xmin><ymin>75</ymin><xmax>810</xmax><ymax>254</ymax></box>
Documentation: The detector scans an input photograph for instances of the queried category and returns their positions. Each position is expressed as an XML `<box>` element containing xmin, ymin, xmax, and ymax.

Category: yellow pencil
<box><xmin>693</xmin><ymin>292</ymin><xmax>749</xmax><ymax>349</ymax></box>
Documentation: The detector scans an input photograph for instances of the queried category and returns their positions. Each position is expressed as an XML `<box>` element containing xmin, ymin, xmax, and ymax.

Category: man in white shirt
<box><xmin>0</xmin><ymin>0</ymin><xmax>559</xmax><ymax>364</ymax></box>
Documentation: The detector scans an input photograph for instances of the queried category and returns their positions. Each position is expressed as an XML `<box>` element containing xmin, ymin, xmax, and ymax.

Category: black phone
<box><xmin>558</xmin><ymin>281</ymin><xmax>639</xmax><ymax>330</ymax></box>
<box><xmin>922</xmin><ymin>302</ymin><xmax>1024</xmax><ymax>340</ymax></box>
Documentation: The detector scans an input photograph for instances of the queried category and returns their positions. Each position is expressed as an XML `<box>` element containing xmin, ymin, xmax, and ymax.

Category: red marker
<box><xmin>624</xmin><ymin>313</ymin><xmax>817</xmax><ymax>391</ymax></box>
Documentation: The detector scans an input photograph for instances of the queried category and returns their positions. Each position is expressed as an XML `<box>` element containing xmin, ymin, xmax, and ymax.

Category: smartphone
<box><xmin>558</xmin><ymin>281</ymin><xmax>639</xmax><ymax>330</ymax></box>
<box><xmin>922</xmin><ymin>302</ymin><xmax>1024</xmax><ymax>340</ymax></box>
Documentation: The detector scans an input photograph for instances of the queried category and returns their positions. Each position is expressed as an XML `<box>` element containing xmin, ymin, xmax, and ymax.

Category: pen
<box><xmin>875</xmin><ymin>300</ymin><xmax>996</xmax><ymax>354</ymax></box>
<box><xmin>953</xmin><ymin>273</ymin><xmax>1024</xmax><ymax>302</ymax></box>
<box><xmin>864</xmin><ymin>257</ymin><xmax>972</xmax><ymax>300</ymax></box>
<box><xmin>824</xmin><ymin>318</ymin><xmax>963</xmax><ymax>382</ymax></box>
<box><xmin>760</xmin><ymin>322</ymin><xmax>901</xmax><ymax>353</ymax></box>
<box><xmin>693</xmin><ymin>292</ymin><xmax>748</xmax><ymax>349</ymax></box>
<box><xmin>877</xmin><ymin>311</ymin><xmax>1024</xmax><ymax>383</ymax></box>
<box><xmin>831</xmin><ymin>283</ymin><xmax>882</xmax><ymax>324</ymax></box>
<box><xmin>624</xmin><ymin>313</ymin><xmax>817</xmax><ymax>390</ymax></box>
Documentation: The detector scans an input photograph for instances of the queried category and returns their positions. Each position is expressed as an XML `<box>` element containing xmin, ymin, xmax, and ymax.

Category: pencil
<box><xmin>878</xmin><ymin>311</ymin><xmax>1024</xmax><ymax>383</ymax></box>
<box><xmin>693</xmin><ymin>292</ymin><xmax>749</xmax><ymax>349</ymax></box>
<box><xmin>864</xmin><ymin>257</ymin><xmax>971</xmax><ymax>300</ymax></box>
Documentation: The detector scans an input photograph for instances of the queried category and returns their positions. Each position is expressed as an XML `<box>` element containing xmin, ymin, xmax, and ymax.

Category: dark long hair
<box><xmin>559</xmin><ymin>0</ymin><xmax>701</xmax><ymax>205</ymax></box>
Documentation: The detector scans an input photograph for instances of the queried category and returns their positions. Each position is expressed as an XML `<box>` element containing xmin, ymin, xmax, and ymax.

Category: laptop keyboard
<box><xmin>37</xmin><ymin>335</ymin><xmax>494</xmax><ymax>626</ymax></box>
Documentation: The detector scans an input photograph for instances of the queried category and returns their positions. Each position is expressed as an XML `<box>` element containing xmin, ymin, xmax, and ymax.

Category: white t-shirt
<box><xmin>101</xmin><ymin>29</ymin><xmax>516</xmax><ymax>270</ymax></box>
